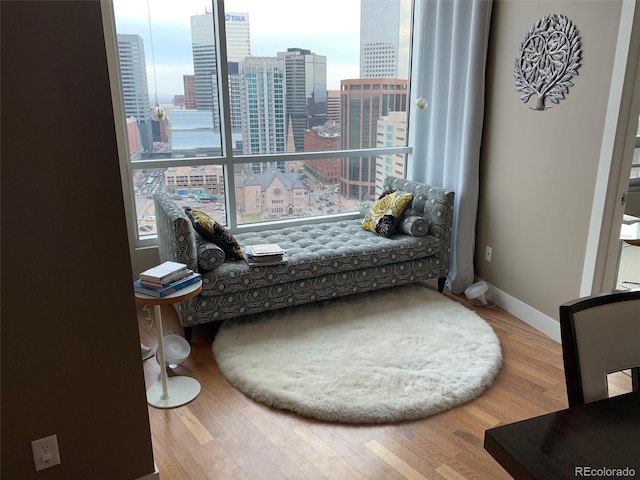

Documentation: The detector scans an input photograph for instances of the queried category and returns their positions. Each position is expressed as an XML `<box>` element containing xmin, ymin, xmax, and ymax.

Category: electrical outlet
<box><xmin>485</xmin><ymin>246</ymin><xmax>492</xmax><ymax>262</ymax></box>
<box><xmin>31</xmin><ymin>434</ymin><xmax>61</xmax><ymax>471</ymax></box>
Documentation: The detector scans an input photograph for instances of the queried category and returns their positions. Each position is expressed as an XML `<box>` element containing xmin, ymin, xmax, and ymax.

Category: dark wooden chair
<box><xmin>559</xmin><ymin>290</ymin><xmax>640</xmax><ymax>407</ymax></box>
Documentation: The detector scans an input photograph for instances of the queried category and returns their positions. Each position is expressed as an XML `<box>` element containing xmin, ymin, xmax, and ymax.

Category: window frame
<box><xmin>102</xmin><ymin>0</ymin><xmax>414</xmax><ymax>249</ymax></box>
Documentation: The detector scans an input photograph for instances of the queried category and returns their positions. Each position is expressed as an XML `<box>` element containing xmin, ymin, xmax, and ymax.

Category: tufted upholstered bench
<box><xmin>154</xmin><ymin>176</ymin><xmax>455</xmax><ymax>342</ymax></box>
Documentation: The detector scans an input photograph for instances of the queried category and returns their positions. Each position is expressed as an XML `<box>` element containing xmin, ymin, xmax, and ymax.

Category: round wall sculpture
<box><xmin>514</xmin><ymin>14</ymin><xmax>582</xmax><ymax>111</ymax></box>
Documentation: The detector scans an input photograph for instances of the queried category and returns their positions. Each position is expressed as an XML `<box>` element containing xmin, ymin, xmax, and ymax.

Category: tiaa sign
<box><xmin>225</xmin><ymin>13</ymin><xmax>247</xmax><ymax>23</ymax></box>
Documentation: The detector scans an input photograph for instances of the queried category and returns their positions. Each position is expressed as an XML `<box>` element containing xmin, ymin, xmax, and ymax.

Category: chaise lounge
<box><xmin>154</xmin><ymin>176</ymin><xmax>455</xmax><ymax>341</ymax></box>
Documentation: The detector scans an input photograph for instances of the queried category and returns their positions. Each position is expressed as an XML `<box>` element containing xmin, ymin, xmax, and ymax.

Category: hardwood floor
<box><xmin>136</xmin><ymin>281</ymin><xmax>632</xmax><ymax>480</ymax></box>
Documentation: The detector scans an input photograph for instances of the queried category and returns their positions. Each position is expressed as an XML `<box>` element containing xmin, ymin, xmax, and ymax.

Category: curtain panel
<box><xmin>408</xmin><ymin>0</ymin><xmax>493</xmax><ymax>294</ymax></box>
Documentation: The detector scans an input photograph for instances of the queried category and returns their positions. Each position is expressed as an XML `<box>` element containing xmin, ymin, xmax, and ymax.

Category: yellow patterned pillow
<box><xmin>361</xmin><ymin>191</ymin><xmax>414</xmax><ymax>237</ymax></box>
<box><xmin>184</xmin><ymin>207</ymin><xmax>244</xmax><ymax>260</ymax></box>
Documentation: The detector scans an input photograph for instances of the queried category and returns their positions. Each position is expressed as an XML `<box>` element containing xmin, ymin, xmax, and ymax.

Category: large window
<box><xmin>107</xmin><ymin>0</ymin><xmax>414</xmax><ymax>244</ymax></box>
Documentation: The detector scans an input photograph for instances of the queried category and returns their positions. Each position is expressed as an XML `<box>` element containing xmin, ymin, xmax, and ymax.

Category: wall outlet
<box><xmin>485</xmin><ymin>246</ymin><xmax>493</xmax><ymax>262</ymax></box>
<box><xmin>31</xmin><ymin>434</ymin><xmax>61</xmax><ymax>471</ymax></box>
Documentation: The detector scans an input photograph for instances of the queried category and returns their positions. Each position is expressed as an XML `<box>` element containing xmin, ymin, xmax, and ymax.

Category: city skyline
<box><xmin>113</xmin><ymin>0</ymin><xmax>412</xmax><ymax>234</ymax></box>
<box><xmin>113</xmin><ymin>0</ymin><xmax>362</xmax><ymax>99</ymax></box>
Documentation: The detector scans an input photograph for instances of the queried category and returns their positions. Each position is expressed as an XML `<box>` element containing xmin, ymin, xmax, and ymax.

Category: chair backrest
<box><xmin>559</xmin><ymin>290</ymin><xmax>640</xmax><ymax>407</ymax></box>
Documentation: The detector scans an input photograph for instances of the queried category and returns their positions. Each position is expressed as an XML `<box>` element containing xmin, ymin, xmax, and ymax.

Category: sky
<box><xmin>113</xmin><ymin>0</ymin><xmax>361</xmax><ymax>101</ymax></box>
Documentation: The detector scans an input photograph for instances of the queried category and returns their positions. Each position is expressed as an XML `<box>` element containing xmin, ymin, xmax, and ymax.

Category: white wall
<box><xmin>476</xmin><ymin>1</ymin><xmax>628</xmax><ymax>328</ymax></box>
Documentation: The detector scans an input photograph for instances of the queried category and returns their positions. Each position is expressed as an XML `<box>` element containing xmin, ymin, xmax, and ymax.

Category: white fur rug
<box><xmin>212</xmin><ymin>284</ymin><xmax>503</xmax><ymax>423</ymax></box>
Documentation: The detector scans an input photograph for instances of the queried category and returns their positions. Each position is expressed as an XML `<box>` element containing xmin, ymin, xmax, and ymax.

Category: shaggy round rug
<box><xmin>212</xmin><ymin>284</ymin><xmax>502</xmax><ymax>423</ymax></box>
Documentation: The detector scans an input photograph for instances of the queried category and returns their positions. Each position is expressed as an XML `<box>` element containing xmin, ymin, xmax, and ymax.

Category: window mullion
<box><xmin>213</xmin><ymin>0</ymin><xmax>237</xmax><ymax>230</ymax></box>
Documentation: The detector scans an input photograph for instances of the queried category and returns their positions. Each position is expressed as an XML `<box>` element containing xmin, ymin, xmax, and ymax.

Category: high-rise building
<box><xmin>125</xmin><ymin>118</ymin><xmax>142</xmax><ymax>158</ymax></box>
<box><xmin>190</xmin><ymin>11</ymin><xmax>250</xmax><ymax>121</ymax></box>
<box><xmin>224</xmin><ymin>12</ymin><xmax>251</xmax><ymax>62</ymax></box>
<box><xmin>190</xmin><ymin>13</ymin><xmax>218</xmax><ymax>115</ymax></box>
<box><xmin>225</xmin><ymin>14</ymin><xmax>250</xmax><ymax>137</ymax></box>
<box><xmin>277</xmin><ymin>48</ymin><xmax>327</xmax><ymax>153</ymax></box>
<box><xmin>172</xmin><ymin>95</ymin><xmax>186</xmax><ymax>108</ymax></box>
<box><xmin>151</xmin><ymin>114</ymin><xmax>169</xmax><ymax>144</ymax></box>
<box><xmin>241</xmin><ymin>57</ymin><xmax>286</xmax><ymax>173</ymax></box>
<box><xmin>338</xmin><ymin>0</ymin><xmax>412</xmax><ymax>199</ymax></box>
<box><xmin>304</xmin><ymin>124</ymin><xmax>341</xmax><ymax>185</ymax></box>
<box><xmin>340</xmin><ymin>79</ymin><xmax>407</xmax><ymax>200</ymax></box>
<box><xmin>326</xmin><ymin>90</ymin><xmax>342</xmax><ymax>124</ymax></box>
<box><xmin>117</xmin><ymin>34</ymin><xmax>153</xmax><ymax>153</ymax></box>
<box><xmin>183</xmin><ymin>75</ymin><xmax>196</xmax><ymax>109</ymax></box>
<box><xmin>375</xmin><ymin>111</ymin><xmax>407</xmax><ymax>193</ymax></box>
<box><xmin>360</xmin><ymin>0</ymin><xmax>412</xmax><ymax>79</ymax></box>
<box><xmin>227</xmin><ymin>62</ymin><xmax>243</xmax><ymax>133</ymax></box>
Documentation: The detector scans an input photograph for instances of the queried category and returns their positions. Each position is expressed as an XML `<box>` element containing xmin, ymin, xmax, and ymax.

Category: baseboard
<box><xmin>483</xmin><ymin>281</ymin><xmax>561</xmax><ymax>343</ymax></box>
<box><xmin>134</xmin><ymin>464</ymin><xmax>159</xmax><ymax>480</ymax></box>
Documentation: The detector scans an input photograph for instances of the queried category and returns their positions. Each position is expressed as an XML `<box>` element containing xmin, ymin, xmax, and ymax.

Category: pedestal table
<box><xmin>134</xmin><ymin>280</ymin><xmax>202</xmax><ymax>408</ymax></box>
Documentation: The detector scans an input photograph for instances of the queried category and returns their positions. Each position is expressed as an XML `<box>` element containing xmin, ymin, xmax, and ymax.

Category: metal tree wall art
<box><xmin>514</xmin><ymin>14</ymin><xmax>582</xmax><ymax>111</ymax></box>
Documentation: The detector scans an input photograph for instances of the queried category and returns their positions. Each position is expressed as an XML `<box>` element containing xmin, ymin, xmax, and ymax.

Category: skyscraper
<box><xmin>224</xmin><ymin>12</ymin><xmax>251</xmax><ymax>62</ymax></box>
<box><xmin>190</xmin><ymin>13</ymin><xmax>217</xmax><ymax>114</ymax></box>
<box><xmin>375</xmin><ymin>110</ymin><xmax>407</xmax><ymax>193</ymax></box>
<box><xmin>340</xmin><ymin>79</ymin><xmax>407</xmax><ymax>200</ymax></box>
<box><xmin>241</xmin><ymin>57</ymin><xmax>286</xmax><ymax>172</ymax></box>
<box><xmin>190</xmin><ymin>11</ymin><xmax>250</xmax><ymax>122</ymax></box>
<box><xmin>326</xmin><ymin>90</ymin><xmax>342</xmax><ymax>124</ymax></box>
<box><xmin>277</xmin><ymin>48</ymin><xmax>327</xmax><ymax>152</ymax></box>
<box><xmin>359</xmin><ymin>0</ymin><xmax>412</xmax><ymax>79</ymax></box>
<box><xmin>117</xmin><ymin>34</ymin><xmax>153</xmax><ymax>153</ymax></box>
<box><xmin>227</xmin><ymin>62</ymin><xmax>243</xmax><ymax>133</ymax></box>
<box><xmin>183</xmin><ymin>74</ymin><xmax>196</xmax><ymax>109</ymax></box>
<box><xmin>336</xmin><ymin>0</ymin><xmax>412</xmax><ymax>200</ymax></box>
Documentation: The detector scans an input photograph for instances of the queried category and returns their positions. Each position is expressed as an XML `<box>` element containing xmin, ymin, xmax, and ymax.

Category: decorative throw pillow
<box><xmin>184</xmin><ymin>207</ymin><xmax>244</xmax><ymax>260</ymax></box>
<box><xmin>196</xmin><ymin>238</ymin><xmax>226</xmax><ymax>271</ymax></box>
<box><xmin>361</xmin><ymin>191</ymin><xmax>414</xmax><ymax>237</ymax></box>
<box><xmin>397</xmin><ymin>215</ymin><xmax>428</xmax><ymax>237</ymax></box>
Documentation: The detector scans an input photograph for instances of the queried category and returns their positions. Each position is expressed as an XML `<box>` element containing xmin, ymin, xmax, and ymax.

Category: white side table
<box><xmin>134</xmin><ymin>280</ymin><xmax>202</xmax><ymax>408</ymax></box>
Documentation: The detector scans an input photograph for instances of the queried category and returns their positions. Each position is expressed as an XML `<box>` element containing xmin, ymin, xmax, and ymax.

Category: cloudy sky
<box><xmin>113</xmin><ymin>0</ymin><xmax>361</xmax><ymax>101</ymax></box>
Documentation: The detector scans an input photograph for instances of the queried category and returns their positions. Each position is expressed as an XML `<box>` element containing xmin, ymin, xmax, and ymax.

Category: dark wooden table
<box><xmin>484</xmin><ymin>390</ymin><xmax>640</xmax><ymax>480</ymax></box>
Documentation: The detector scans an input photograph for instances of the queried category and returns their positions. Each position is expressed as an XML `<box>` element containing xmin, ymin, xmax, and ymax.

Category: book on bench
<box><xmin>245</xmin><ymin>243</ymin><xmax>285</xmax><ymax>256</ymax></box>
<box><xmin>244</xmin><ymin>243</ymin><xmax>287</xmax><ymax>267</ymax></box>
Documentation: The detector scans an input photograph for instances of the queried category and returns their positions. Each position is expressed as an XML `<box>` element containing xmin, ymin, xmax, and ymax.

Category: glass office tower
<box><xmin>278</xmin><ymin>48</ymin><xmax>328</xmax><ymax>153</ymax></box>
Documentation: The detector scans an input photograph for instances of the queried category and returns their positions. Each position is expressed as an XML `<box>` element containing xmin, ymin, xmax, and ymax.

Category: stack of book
<box><xmin>134</xmin><ymin>261</ymin><xmax>202</xmax><ymax>298</ymax></box>
<box><xmin>244</xmin><ymin>243</ymin><xmax>287</xmax><ymax>267</ymax></box>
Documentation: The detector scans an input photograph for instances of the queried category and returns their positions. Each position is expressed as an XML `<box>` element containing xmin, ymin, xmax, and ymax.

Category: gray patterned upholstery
<box><xmin>154</xmin><ymin>177</ymin><xmax>455</xmax><ymax>331</ymax></box>
<box><xmin>397</xmin><ymin>215</ymin><xmax>428</xmax><ymax>236</ymax></box>
<box><xmin>195</xmin><ymin>238</ymin><xmax>226</xmax><ymax>271</ymax></box>
<box><xmin>155</xmin><ymin>194</ymin><xmax>198</xmax><ymax>273</ymax></box>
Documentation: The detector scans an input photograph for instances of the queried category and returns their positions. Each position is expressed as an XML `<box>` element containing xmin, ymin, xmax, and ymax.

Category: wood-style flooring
<box><xmin>136</xmin><ymin>280</ymin><xmax>634</xmax><ymax>480</ymax></box>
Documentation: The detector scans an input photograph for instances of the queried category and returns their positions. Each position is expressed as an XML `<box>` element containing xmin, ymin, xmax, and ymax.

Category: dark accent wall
<box><xmin>1</xmin><ymin>2</ymin><xmax>156</xmax><ymax>479</ymax></box>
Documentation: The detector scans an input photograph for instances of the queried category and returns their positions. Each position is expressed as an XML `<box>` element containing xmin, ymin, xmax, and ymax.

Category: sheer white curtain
<box><xmin>408</xmin><ymin>0</ymin><xmax>493</xmax><ymax>294</ymax></box>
